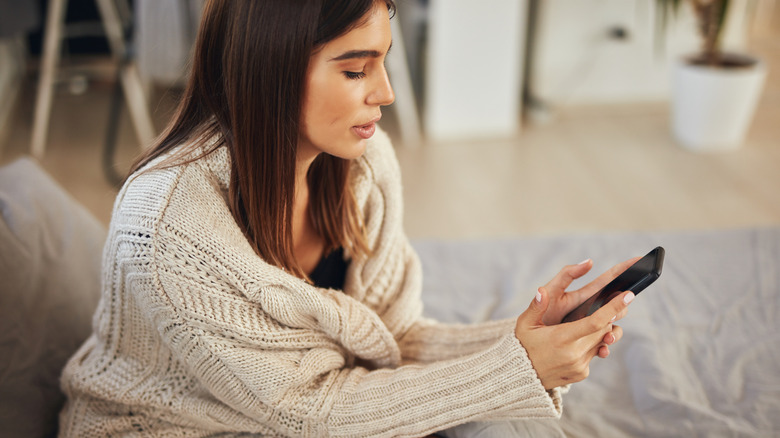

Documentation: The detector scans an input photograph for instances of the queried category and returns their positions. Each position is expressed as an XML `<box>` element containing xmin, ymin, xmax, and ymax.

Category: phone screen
<box><xmin>561</xmin><ymin>247</ymin><xmax>664</xmax><ymax>323</ymax></box>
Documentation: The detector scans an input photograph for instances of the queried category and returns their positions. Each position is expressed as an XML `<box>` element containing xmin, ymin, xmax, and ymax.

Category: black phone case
<box><xmin>562</xmin><ymin>246</ymin><xmax>665</xmax><ymax>323</ymax></box>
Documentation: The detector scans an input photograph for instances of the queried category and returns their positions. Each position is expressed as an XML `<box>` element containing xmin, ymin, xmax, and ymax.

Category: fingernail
<box><xmin>578</xmin><ymin>258</ymin><xmax>591</xmax><ymax>265</ymax></box>
<box><xmin>623</xmin><ymin>292</ymin><xmax>635</xmax><ymax>304</ymax></box>
<box><xmin>536</xmin><ymin>288</ymin><xmax>543</xmax><ymax>303</ymax></box>
<box><xmin>611</xmin><ymin>315</ymin><xmax>617</xmax><ymax>322</ymax></box>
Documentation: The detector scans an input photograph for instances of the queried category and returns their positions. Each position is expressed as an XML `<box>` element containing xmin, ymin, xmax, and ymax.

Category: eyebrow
<box><xmin>329</xmin><ymin>42</ymin><xmax>393</xmax><ymax>62</ymax></box>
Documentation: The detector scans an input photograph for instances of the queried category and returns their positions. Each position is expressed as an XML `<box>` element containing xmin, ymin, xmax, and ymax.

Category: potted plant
<box><xmin>656</xmin><ymin>0</ymin><xmax>767</xmax><ymax>151</ymax></box>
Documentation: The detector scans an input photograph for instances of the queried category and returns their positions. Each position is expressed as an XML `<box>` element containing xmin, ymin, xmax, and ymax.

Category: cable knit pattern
<box><xmin>59</xmin><ymin>128</ymin><xmax>563</xmax><ymax>437</ymax></box>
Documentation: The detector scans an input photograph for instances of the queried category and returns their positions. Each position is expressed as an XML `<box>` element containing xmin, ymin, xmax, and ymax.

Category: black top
<box><xmin>309</xmin><ymin>247</ymin><xmax>349</xmax><ymax>290</ymax></box>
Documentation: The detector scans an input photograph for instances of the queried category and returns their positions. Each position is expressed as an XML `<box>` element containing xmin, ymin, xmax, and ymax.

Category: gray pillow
<box><xmin>0</xmin><ymin>158</ymin><xmax>106</xmax><ymax>438</ymax></box>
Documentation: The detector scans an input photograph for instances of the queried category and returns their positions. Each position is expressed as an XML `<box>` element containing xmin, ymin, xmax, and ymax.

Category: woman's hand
<box><xmin>539</xmin><ymin>257</ymin><xmax>640</xmax><ymax>327</ymax></box>
<box><xmin>514</xmin><ymin>287</ymin><xmax>634</xmax><ymax>390</ymax></box>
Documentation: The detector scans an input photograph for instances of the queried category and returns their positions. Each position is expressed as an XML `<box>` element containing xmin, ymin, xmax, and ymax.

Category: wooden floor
<box><xmin>1</xmin><ymin>23</ymin><xmax>779</xmax><ymax>240</ymax></box>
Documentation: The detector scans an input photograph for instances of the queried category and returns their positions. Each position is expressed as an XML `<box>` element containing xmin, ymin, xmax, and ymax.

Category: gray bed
<box><xmin>1</xmin><ymin>157</ymin><xmax>778</xmax><ymax>437</ymax></box>
<box><xmin>415</xmin><ymin>228</ymin><xmax>780</xmax><ymax>437</ymax></box>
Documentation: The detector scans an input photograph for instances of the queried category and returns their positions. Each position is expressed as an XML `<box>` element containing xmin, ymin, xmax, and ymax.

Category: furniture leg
<box><xmin>94</xmin><ymin>0</ymin><xmax>156</xmax><ymax>149</ymax></box>
<box><xmin>30</xmin><ymin>0</ymin><xmax>68</xmax><ymax>159</ymax></box>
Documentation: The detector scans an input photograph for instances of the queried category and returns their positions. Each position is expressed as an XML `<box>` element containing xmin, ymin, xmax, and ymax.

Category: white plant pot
<box><xmin>671</xmin><ymin>55</ymin><xmax>767</xmax><ymax>152</ymax></box>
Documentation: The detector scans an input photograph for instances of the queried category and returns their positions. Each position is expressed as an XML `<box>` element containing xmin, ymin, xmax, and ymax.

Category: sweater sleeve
<box><xmin>397</xmin><ymin>317</ymin><xmax>515</xmax><ymax>364</ymax></box>
<box><xmin>388</xmin><ymin>241</ymin><xmax>571</xmax><ymax>397</ymax></box>
<box><xmin>148</xmin><ymin>229</ymin><xmax>562</xmax><ymax>438</ymax></box>
<box><xmin>382</xmin><ymin>235</ymin><xmax>515</xmax><ymax>364</ymax></box>
<box><xmin>350</xmin><ymin>130</ymin><xmax>526</xmax><ymax>365</ymax></box>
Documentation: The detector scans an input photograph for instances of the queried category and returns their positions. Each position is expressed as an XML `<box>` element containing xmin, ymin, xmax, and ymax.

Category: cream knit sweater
<box><xmin>59</xmin><ymin>128</ymin><xmax>564</xmax><ymax>437</ymax></box>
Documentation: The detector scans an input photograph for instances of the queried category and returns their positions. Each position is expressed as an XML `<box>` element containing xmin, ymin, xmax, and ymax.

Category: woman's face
<box><xmin>298</xmin><ymin>3</ymin><xmax>395</xmax><ymax>162</ymax></box>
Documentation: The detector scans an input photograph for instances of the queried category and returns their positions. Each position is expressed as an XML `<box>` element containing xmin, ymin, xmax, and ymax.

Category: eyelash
<box><xmin>344</xmin><ymin>71</ymin><xmax>367</xmax><ymax>80</ymax></box>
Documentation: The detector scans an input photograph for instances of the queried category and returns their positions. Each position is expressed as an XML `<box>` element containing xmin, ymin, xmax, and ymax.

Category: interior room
<box><xmin>1</xmin><ymin>0</ymin><xmax>779</xmax><ymax>238</ymax></box>
<box><xmin>1</xmin><ymin>1</ymin><xmax>779</xmax><ymax>437</ymax></box>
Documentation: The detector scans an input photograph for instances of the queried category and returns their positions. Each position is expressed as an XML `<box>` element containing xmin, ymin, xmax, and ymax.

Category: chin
<box><xmin>329</xmin><ymin>139</ymin><xmax>368</xmax><ymax>160</ymax></box>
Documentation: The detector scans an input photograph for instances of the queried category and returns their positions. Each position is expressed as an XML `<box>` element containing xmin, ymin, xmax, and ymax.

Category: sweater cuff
<box><xmin>418</xmin><ymin>332</ymin><xmax>564</xmax><ymax>424</ymax></box>
<box><xmin>498</xmin><ymin>333</ymin><xmax>564</xmax><ymax>419</ymax></box>
<box><xmin>326</xmin><ymin>331</ymin><xmax>563</xmax><ymax>436</ymax></box>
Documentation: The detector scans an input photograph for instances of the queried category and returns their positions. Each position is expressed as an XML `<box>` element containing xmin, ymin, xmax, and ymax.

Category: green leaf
<box><xmin>654</xmin><ymin>0</ymin><xmax>684</xmax><ymax>58</ymax></box>
<box><xmin>715</xmin><ymin>0</ymin><xmax>730</xmax><ymax>52</ymax></box>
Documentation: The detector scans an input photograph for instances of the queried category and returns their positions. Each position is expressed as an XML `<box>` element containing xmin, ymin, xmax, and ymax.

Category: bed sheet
<box><xmin>413</xmin><ymin>228</ymin><xmax>780</xmax><ymax>437</ymax></box>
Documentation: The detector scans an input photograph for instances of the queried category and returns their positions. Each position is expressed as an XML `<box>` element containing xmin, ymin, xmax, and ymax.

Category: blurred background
<box><xmin>0</xmin><ymin>0</ymin><xmax>778</xmax><ymax>240</ymax></box>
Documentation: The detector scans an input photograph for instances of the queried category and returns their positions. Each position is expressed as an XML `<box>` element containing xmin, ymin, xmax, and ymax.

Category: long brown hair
<box><xmin>129</xmin><ymin>0</ymin><xmax>395</xmax><ymax>279</ymax></box>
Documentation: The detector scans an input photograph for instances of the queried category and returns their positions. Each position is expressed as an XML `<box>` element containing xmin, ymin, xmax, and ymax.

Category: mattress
<box><xmin>413</xmin><ymin>227</ymin><xmax>780</xmax><ymax>437</ymax></box>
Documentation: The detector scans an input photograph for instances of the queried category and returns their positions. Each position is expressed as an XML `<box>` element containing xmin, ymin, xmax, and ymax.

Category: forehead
<box><xmin>318</xmin><ymin>5</ymin><xmax>392</xmax><ymax>55</ymax></box>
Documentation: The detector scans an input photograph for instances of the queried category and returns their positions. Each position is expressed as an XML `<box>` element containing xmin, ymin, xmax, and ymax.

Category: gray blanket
<box><xmin>2</xmin><ymin>157</ymin><xmax>777</xmax><ymax>436</ymax></box>
<box><xmin>414</xmin><ymin>228</ymin><xmax>780</xmax><ymax>437</ymax></box>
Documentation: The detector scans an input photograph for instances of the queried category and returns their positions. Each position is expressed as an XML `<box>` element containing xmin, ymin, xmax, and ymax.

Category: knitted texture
<box><xmin>59</xmin><ymin>128</ymin><xmax>563</xmax><ymax>437</ymax></box>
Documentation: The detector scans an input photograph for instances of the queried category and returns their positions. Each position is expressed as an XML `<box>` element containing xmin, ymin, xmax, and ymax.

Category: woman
<box><xmin>59</xmin><ymin>0</ymin><xmax>635</xmax><ymax>436</ymax></box>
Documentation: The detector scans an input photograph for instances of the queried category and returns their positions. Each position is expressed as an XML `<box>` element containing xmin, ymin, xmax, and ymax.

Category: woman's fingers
<box><xmin>597</xmin><ymin>325</ymin><xmax>623</xmax><ymax>358</ymax></box>
<box><xmin>516</xmin><ymin>291</ymin><xmax>631</xmax><ymax>389</ymax></box>
<box><xmin>566</xmin><ymin>257</ymin><xmax>641</xmax><ymax>306</ymax></box>
<box><xmin>570</xmin><ymin>291</ymin><xmax>634</xmax><ymax>346</ymax></box>
<box><xmin>544</xmin><ymin>259</ymin><xmax>593</xmax><ymax>293</ymax></box>
<box><xmin>604</xmin><ymin>325</ymin><xmax>623</xmax><ymax>345</ymax></box>
<box><xmin>612</xmin><ymin>307</ymin><xmax>628</xmax><ymax>323</ymax></box>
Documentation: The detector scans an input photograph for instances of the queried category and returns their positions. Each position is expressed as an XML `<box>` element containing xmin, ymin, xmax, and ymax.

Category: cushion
<box><xmin>0</xmin><ymin>158</ymin><xmax>106</xmax><ymax>438</ymax></box>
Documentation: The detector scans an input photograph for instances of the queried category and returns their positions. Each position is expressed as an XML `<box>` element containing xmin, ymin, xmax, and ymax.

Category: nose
<box><xmin>368</xmin><ymin>67</ymin><xmax>395</xmax><ymax>107</ymax></box>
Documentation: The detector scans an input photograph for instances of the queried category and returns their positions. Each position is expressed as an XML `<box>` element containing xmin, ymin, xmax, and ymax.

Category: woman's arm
<box><xmin>143</xmin><ymin>223</ymin><xmax>562</xmax><ymax>437</ymax></box>
<box><xmin>397</xmin><ymin>317</ymin><xmax>515</xmax><ymax>364</ymax></box>
<box><xmin>398</xmin><ymin>241</ymin><xmax>636</xmax><ymax>388</ymax></box>
<box><xmin>162</xmin><ymin>317</ymin><xmax>560</xmax><ymax>437</ymax></box>
<box><xmin>150</xmin><ymin>277</ymin><xmax>560</xmax><ymax>437</ymax></box>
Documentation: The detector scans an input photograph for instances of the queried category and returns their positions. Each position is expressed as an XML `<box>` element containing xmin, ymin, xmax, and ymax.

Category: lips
<box><xmin>352</xmin><ymin>116</ymin><xmax>381</xmax><ymax>140</ymax></box>
<box><xmin>352</xmin><ymin>123</ymin><xmax>376</xmax><ymax>140</ymax></box>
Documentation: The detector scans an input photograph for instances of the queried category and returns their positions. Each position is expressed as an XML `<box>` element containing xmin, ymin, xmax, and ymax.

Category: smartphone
<box><xmin>561</xmin><ymin>246</ymin><xmax>665</xmax><ymax>323</ymax></box>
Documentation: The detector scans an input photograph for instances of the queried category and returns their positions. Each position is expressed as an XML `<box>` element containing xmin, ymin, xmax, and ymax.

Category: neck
<box><xmin>291</xmin><ymin>148</ymin><xmax>325</xmax><ymax>275</ymax></box>
<box><xmin>294</xmin><ymin>149</ymin><xmax>319</xmax><ymax>217</ymax></box>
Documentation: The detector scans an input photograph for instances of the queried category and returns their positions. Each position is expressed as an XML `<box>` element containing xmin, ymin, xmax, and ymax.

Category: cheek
<box><xmin>302</xmin><ymin>80</ymin><xmax>328</xmax><ymax>136</ymax></box>
<box><xmin>311</xmin><ymin>78</ymin><xmax>361</xmax><ymax>126</ymax></box>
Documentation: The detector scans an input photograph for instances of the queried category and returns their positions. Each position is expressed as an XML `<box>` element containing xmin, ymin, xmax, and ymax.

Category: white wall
<box><xmin>528</xmin><ymin>0</ymin><xmax>753</xmax><ymax>106</ymax></box>
<box><xmin>424</xmin><ymin>0</ymin><xmax>528</xmax><ymax>141</ymax></box>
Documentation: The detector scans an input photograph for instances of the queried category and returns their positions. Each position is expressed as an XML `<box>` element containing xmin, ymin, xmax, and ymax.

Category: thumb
<box><xmin>519</xmin><ymin>287</ymin><xmax>549</xmax><ymax>327</ymax></box>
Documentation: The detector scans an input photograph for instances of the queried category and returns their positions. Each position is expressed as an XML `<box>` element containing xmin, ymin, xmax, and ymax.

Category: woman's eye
<box><xmin>344</xmin><ymin>71</ymin><xmax>366</xmax><ymax>80</ymax></box>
